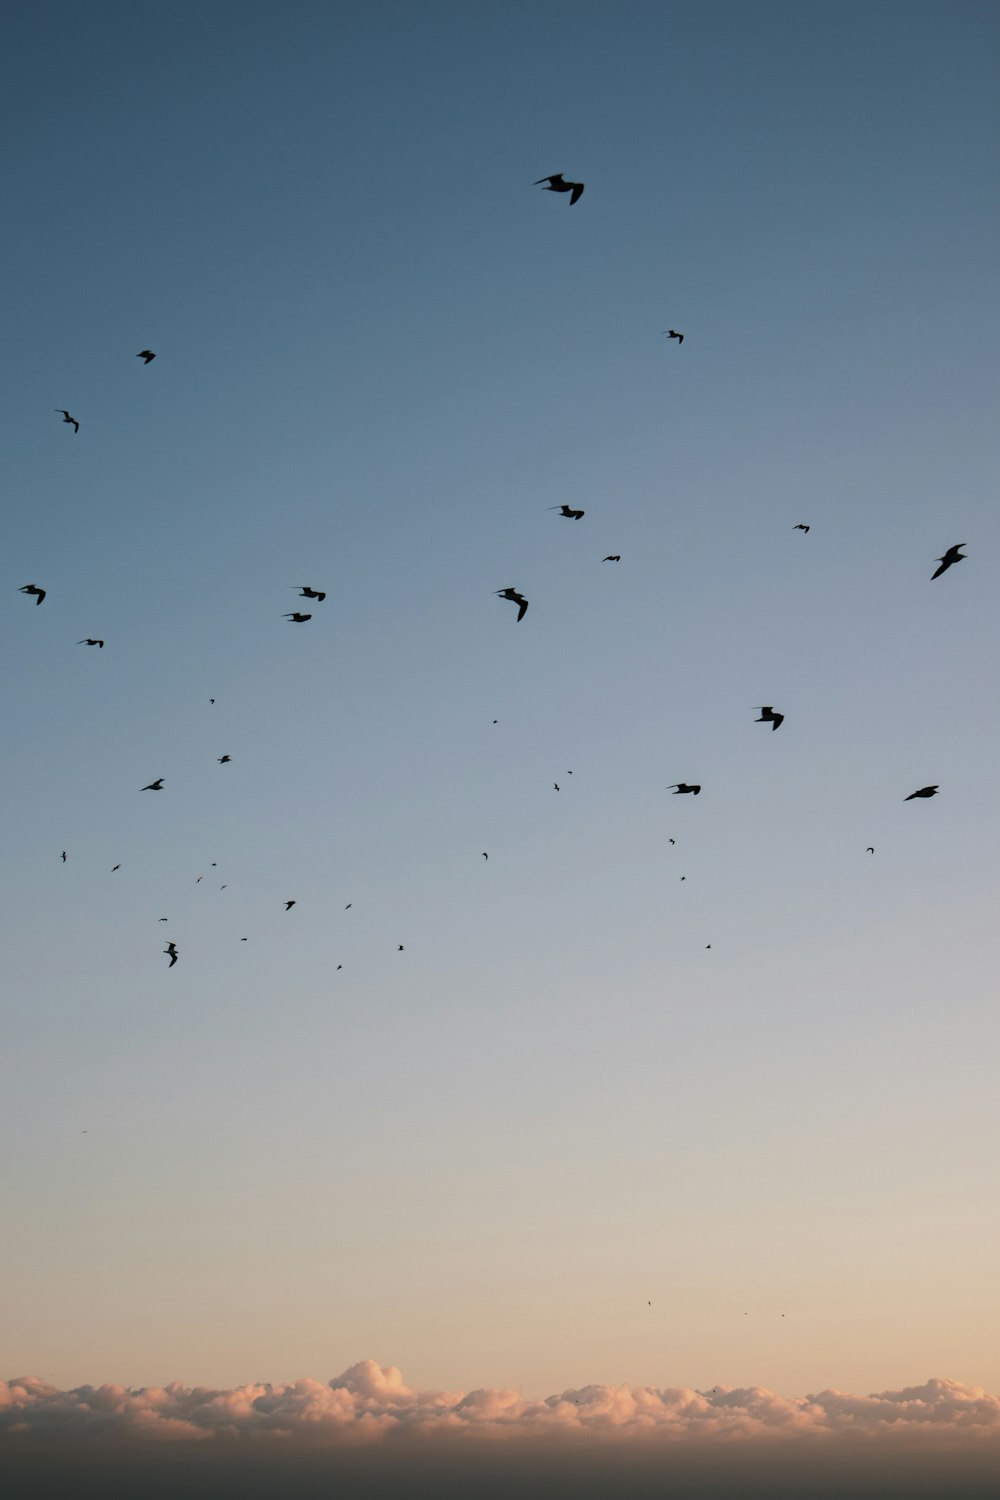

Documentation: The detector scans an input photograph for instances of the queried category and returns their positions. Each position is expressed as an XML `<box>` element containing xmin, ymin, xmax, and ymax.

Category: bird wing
<box><xmin>772</xmin><ymin>714</ymin><xmax>784</xmax><ymax>729</ymax></box>
<box><xmin>930</xmin><ymin>560</ymin><xmax>949</xmax><ymax>579</ymax></box>
<box><xmin>516</xmin><ymin>598</ymin><xmax>528</xmax><ymax>621</ymax></box>
<box><xmin>569</xmin><ymin>183</ymin><xmax>584</xmax><ymax>204</ymax></box>
<box><xmin>534</xmin><ymin>174</ymin><xmax>561</xmax><ymax>186</ymax></box>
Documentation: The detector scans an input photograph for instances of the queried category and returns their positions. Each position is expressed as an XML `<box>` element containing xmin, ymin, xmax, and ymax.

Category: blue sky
<box><xmin>2</xmin><ymin>0</ymin><xmax>998</xmax><ymax>1399</ymax></box>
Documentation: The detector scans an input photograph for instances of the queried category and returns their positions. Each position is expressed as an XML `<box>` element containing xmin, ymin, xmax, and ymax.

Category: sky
<box><xmin>1</xmin><ymin>0</ymin><xmax>998</xmax><ymax>1473</ymax></box>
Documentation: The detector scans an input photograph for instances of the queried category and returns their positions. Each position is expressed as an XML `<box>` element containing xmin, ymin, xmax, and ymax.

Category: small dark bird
<box><xmin>55</xmin><ymin>409</ymin><xmax>79</xmax><ymax>432</ymax></box>
<box><xmin>111</xmin><ymin>864</ymin><xmax>120</xmax><ymax>871</ymax></box>
<box><xmin>158</xmin><ymin>917</ymin><xmax>168</xmax><ymax>922</ymax></box>
<box><xmin>345</xmin><ymin>903</ymin><xmax>352</xmax><ymax>909</ymax></box>
<box><xmin>931</xmin><ymin>544</ymin><xmax>966</xmax><ymax>580</ymax></box>
<box><xmin>534</xmin><ymin>173</ymin><xmax>584</xmax><ymax>204</ymax></box>
<box><xmin>482</xmin><ymin>852</ymin><xmax>488</xmax><ymax>860</ymax></box>
<box><xmin>195</xmin><ymin>876</ymin><xmax>203</xmax><ymax>884</ymax></box>
<box><xmin>662</xmin><ymin>329</ymin><xmax>684</xmax><ymax>344</ymax></box>
<box><xmin>792</xmin><ymin>524</ymin><xmax>810</xmax><ymax>533</ymax></box>
<box><xmin>61</xmin><ymin>851</ymin><xmax>67</xmax><ymax>862</ymax></box>
<box><xmin>284</xmin><ymin>612</ymin><xmax>312</xmax><ymax>622</ymax></box>
<box><xmin>603</xmin><ymin>555</ymin><xmax>621</xmax><ymax>561</ymax></box>
<box><xmin>218</xmin><ymin>755</ymin><xmax>232</xmax><ymax>764</ymax></box>
<box><xmin>337</xmin><ymin>963</ymin><xmax>342</xmax><ymax>970</ymax></box>
<box><xmin>141</xmin><ymin>779</ymin><xmax>165</xmax><ymax>791</ymax></box>
<box><xmin>398</xmin><ymin>944</ymin><xmax>404</xmax><ymax>951</ymax></box>
<box><xmin>668</xmin><ymin>783</ymin><xmax>701</xmax><ymax>795</ymax></box>
<box><xmin>905</xmin><ymin>785</ymin><xmax>938</xmax><ymax>800</ymax></box>
<box><xmin>705</xmin><ymin>944</ymin><xmax>711</xmax><ymax>949</ymax></box>
<box><xmin>553</xmin><ymin>783</ymin><xmax>560</xmax><ymax>791</ymax></box>
<box><xmin>496</xmin><ymin>587</ymin><xmax>529</xmax><ymax>622</ymax></box>
<box><xmin>241</xmin><ymin>937</ymin><xmax>248</xmax><ymax>941</ymax></box>
<box><xmin>285</xmin><ymin>900</ymin><xmax>296</xmax><ymax>910</ymax></box>
<box><xmin>754</xmin><ymin>706</ymin><xmax>784</xmax><ymax>731</ymax></box>
<box><xmin>668</xmin><ymin>838</ymin><xmax>675</xmax><ymax>845</ymax></box>
<box><xmin>164</xmin><ymin>942</ymin><xmax>178</xmax><ymax>967</ymax></box>
<box><xmin>137</xmin><ymin>350</ymin><xmax>156</xmax><ymax>364</ymax></box>
<box><xmin>548</xmin><ymin>504</ymin><xmax>585</xmax><ymax>519</ymax></box>
<box><xmin>209</xmin><ymin>698</ymin><xmax>215</xmax><ymax>704</ymax></box>
<box><xmin>680</xmin><ymin>876</ymin><xmax>686</xmax><ymax>881</ymax></box>
<box><xmin>78</xmin><ymin>638</ymin><xmax>104</xmax><ymax>648</ymax></box>
<box><xmin>866</xmin><ymin>847</ymin><xmax>875</xmax><ymax>854</ymax></box>
<box><xmin>19</xmin><ymin>584</ymin><xmax>46</xmax><ymax>605</ymax></box>
<box><xmin>295</xmin><ymin>586</ymin><xmax>326</xmax><ymax>601</ymax></box>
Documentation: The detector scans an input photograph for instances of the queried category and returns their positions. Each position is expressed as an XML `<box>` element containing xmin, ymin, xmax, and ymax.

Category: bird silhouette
<box><xmin>668</xmin><ymin>783</ymin><xmax>701</xmax><ymax>795</ymax></box>
<box><xmin>284</xmin><ymin>612</ymin><xmax>312</xmax><ymax>622</ymax></box>
<box><xmin>662</xmin><ymin>329</ymin><xmax>684</xmax><ymax>344</ymax></box>
<box><xmin>294</xmin><ymin>586</ymin><xmax>326</xmax><ymax>601</ymax></box>
<box><xmin>603</xmin><ymin>554</ymin><xmax>621</xmax><ymax>561</ymax></box>
<box><xmin>141</xmin><ymin>779</ymin><xmax>165</xmax><ymax>791</ymax></box>
<box><xmin>548</xmin><ymin>504</ymin><xmax>585</xmax><ymax>519</ymax></box>
<box><xmin>866</xmin><ymin>847</ymin><xmax>875</xmax><ymax>854</ymax></box>
<box><xmin>164</xmin><ymin>942</ymin><xmax>178</xmax><ymax>968</ymax></box>
<box><xmin>905</xmin><ymin>785</ymin><xmax>938</xmax><ymax>800</ymax></box>
<box><xmin>158</xmin><ymin>917</ymin><xmax>168</xmax><ymax>922</ymax></box>
<box><xmin>61</xmin><ymin>851</ymin><xmax>67</xmax><ymax>862</ymax></box>
<box><xmin>482</xmin><ymin>852</ymin><xmax>488</xmax><ymax>859</ymax></box>
<box><xmin>553</xmin><ymin>783</ymin><xmax>560</xmax><ymax>791</ymax></box>
<box><xmin>111</xmin><ymin>864</ymin><xmax>120</xmax><ymax>871</ymax></box>
<box><xmin>136</xmin><ymin>350</ymin><xmax>156</xmax><ymax>364</ymax></box>
<box><xmin>754</xmin><ymin>706</ymin><xmax>784</xmax><ymax>730</ymax></box>
<box><xmin>792</xmin><ymin>523</ymin><xmax>810</xmax><ymax>533</ymax></box>
<box><xmin>668</xmin><ymin>838</ymin><xmax>675</xmax><ymax>845</ymax></box>
<box><xmin>931</xmin><ymin>544</ymin><xmax>966</xmax><ymax>580</ymax></box>
<box><xmin>345</xmin><ymin>903</ymin><xmax>352</xmax><ymax>909</ymax></box>
<box><xmin>55</xmin><ymin>409</ymin><xmax>79</xmax><ymax>432</ymax></box>
<box><xmin>284</xmin><ymin>900</ymin><xmax>296</xmax><ymax>910</ymax></box>
<box><xmin>78</xmin><ymin>638</ymin><xmax>104</xmax><ymax>648</ymax></box>
<box><xmin>217</xmin><ymin>755</ymin><xmax>232</xmax><ymax>764</ymax></box>
<box><xmin>534</xmin><ymin>173</ymin><xmax>584</xmax><ymax>204</ymax></box>
<box><xmin>19</xmin><ymin>584</ymin><xmax>46</xmax><ymax>605</ymax></box>
<box><xmin>496</xmin><ymin>587</ymin><xmax>529</xmax><ymax>622</ymax></box>
<box><xmin>398</xmin><ymin>944</ymin><xmax>404</xmax><ymax>951</ymax></box>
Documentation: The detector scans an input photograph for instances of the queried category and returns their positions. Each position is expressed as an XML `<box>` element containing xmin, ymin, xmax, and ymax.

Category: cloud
<box><xmin>1</xmin><ymin>1363</ymin><xmax>998</xmax><ymax>1453</ymax></box>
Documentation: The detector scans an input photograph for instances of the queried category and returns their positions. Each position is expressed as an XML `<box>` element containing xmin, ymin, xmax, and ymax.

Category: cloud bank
<box><xmin>2</xmin><ymin>1361</ymin><xmax>998</xmax><ymax>1451</ymax></box>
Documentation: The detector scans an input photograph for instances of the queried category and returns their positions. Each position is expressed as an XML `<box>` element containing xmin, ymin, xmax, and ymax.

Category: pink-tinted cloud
<box><xmin>2</xmin><ymin>1363</ymin><xmax>998</xmax><ymax>1453</ymax></box>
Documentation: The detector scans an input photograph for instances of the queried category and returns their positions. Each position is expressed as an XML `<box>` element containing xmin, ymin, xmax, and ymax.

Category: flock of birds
<box><xmin>20</xmin><ymin>177</ymin><xmax>972</xmax><ymax>972</ymax></box>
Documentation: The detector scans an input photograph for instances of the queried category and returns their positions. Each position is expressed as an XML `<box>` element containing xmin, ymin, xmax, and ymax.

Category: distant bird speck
<box><xmin>295</xmin><ymin>585</ymin><xmax>326</xmax><ymax>601</ymax></box>
<box><xmin>345</xmin><ymin>903</ymin><xmax>352</xmax><ymax>909</ymax></box>
<box><xmin>663</xmin><ymin>329</ymin><xmax>684</xmax><ymax>344</ymax></box>
<box><xmin>61</xmin><ymin>851</ymin><xmax>67</xmax><ymax>862</ymax></box>
<box><xmin>111</xmin><ymin>864</ymin><xmax>120</xmax><ymax>871</ymax></box>
<box><xmin>534</xmin><ymin>173</ymin><xmax>584</xmax><ymax>204</ymax></box>
<box><xmin>137</xmin><ymin>349</ymin><xmax>156</xmax><ymax>364</ymax></box>
<box><xmin>931</xmin><ymin>544</ymin><xmax>966</xmax><ymax>580</ymax></box>
<box><xmin>905</xmin><ymin>785</ymin><xmax>938</xmax><ymax>800</ymax></box>
<box><xmin>548</xmin><ymin>504</ymin><xmax>585</xmax><ymax>519</ymax></box>
<box><xmin>603</xmin><ymin>554</ymin><xmax>621</xmax><ymax>561</ymax></box>
<box><xmin>19</xmin><ymin>584</ymin><xmax>46</xmax><ymax>605</ymax></box>
<box><xmin>793</xmin><ymin>524</ymin><xmax>810</xmax><ymax>533</ymax></box>
<box><xmin>218</xmin><ymin>755</ymin><xmax>232</xmax><ymax>764</ymax></box>
<box><xmin>553</xmin><ymin>783</ymin><xmax>560</xmax><ymax>791</ymax></box>
<box><xmin>496</xmin><ymin>587</ymin><xmax>529</xmax><ymax>622</ymax></box>
<box><xmin>141</xmin><ymin>779</ymin><xmax>165</xmax><ymax>791</ymax></box>
<box><xmin>284</xmin><ymin>900</ymin><xmax>296</xmax><ymax>911</ymax></box>
<box><xmin>158</xmin><ymin>917</ymin><xmax>168</xmax><ymax>922</ymax></box>
<box><xmin>55</xmin><ymin>409</ymin><xmax>79</xmax><ymax>432</ymax></box>
<box><xmin>284</xmin><ymin>612</ymin><xmax>312</xmax><ymax>622</ymax></box>
<box><xmin>668</xmin><ymin>783</ymin><xmax>701</xmax><ymax>795</ymax></box>
<box><xmin>78</xmin><ymin>638</ymin><xmax>104</xmax><ymax>648</ymax></box>
<box><xmin>866</xmin><ymin>847</ymin><xmax>875</xmax><ymax>854</ymax></box>
<box><xmin>754</xmin><ymin>706</ymin><xmax>784</xmax><ymax>731</ymax></box>
<box><xmin>482</xmin><ymin>852</ymin><xmax>488</xmax><ymax>860</ymax></box>
<box><xmin>164</xmin><ymin>942</ymin><xmax>178</xmax><ymax>968</ymax></box>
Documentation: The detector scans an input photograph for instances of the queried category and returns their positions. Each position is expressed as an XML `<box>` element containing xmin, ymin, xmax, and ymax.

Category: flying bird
<box><xmin>792</xmin><ymin>524</ymin><xmax>810</xmax><ymax>533</ymax></box>
<box><xmin>534</xmin><ymin>173</ymin><xmax>584</xmax><ymax>204</ymax></box>
<box><xmin>866</xmin><ymin>847</ymin><xmax>875</xmax><ymax>854</ymax></box>
<box><xmin>136</xmin><ymin>350</ymin><xmax>156</xmax><ymax>364</ymax></box>
<box><xmin>496</xmin><ymin>587</ymin><xmax>529</xmax><ymax>622</ymax></box>
<box><xmin>548</xmin><ymin>504</ymin><xmax>585</xmax><ymax>519</ymax></box>
<box><xmin>19</xmin><ymin>584</ymin><xmax>46</xmax><ymax>605</ymax></box>
<box><xmin>111</xmin><ymin>864</ymin><xmax>120</xmax><ymax>871</ymax></box>
<box><xmin>345</xmin><ymin>903</ymin><xmax>352</xmax><ymax>909</ymax></box>
<box><xmin>603</xmin><ymin>555</ymin><xmax>621</xmax><ymax>561</ymax></box>
<box><xmin>284</xmin><ymin>900</ymin><xmax>296</xmax><ymax>910</ymax></box>
<box><xmin>141</xmin><ymin>779</ymin><xmax>164</xmax><ymax>791</ymax></box>
<box><xmin>668</xmin><ymin>783</ymin><xmax>701</xmax><ymax>795</ymax></box>
<box><xmin>158</xmin><ymin>917</ymin><xmax>168</xmax><ymax>922</ymax></box>
<box><xmin>78</xmin><ymin>638</ymin><xmax>104</xmax><ymax>648</ymax></box>
<box><xmin>55</xmin><ymin>409</ymin><xmax>79</xmax><ymax>432</ymax></box>
<box><xmin>553</xmin><ymin>783</ymin><xmax>560</xmax><ymax>791</ymax></box>
<box><xmin>294</xmin><ymin>586</ymin><xmax>326</xmax><ymax>601</ymax></box>
<box><xmin>284</xmin><ymin>612</ymin><xmax>312</xmax><ymax>622</ymax></box>
<box><xmin>398</xmin><ymin>944</ymin><xmax>404</xmax><ymax>951</ymax></box>
<box><xmin>163</xmin><ymin>942</ymin><xmax>178</xmax><ymax>968</ymax></box>
<box><xmin>217</xmin><ymin>755</ymin><xmax>231</xmax><ymax>764</ymax></box>
<box><xmin>754</xmin><ymin>706</ymin><xmax>784</xmax><ymax>730</ymax></box>
<box><xmin>482</xmin><ymin>852</ymin><xmax>488</xmax><ymax>859</ymax></box>
<box><xmin>905</xmin><ymin>785</ymin><xmax>938</xmax><ymax>800</ymax></box>
<box><xmin>662</xmin><ymin>329</ymin><xmax>684</xmax><ymax>344</ymax></box>
<box><xmin>61</xmin><ymin>851</ymin><xmax>67</xmax><ymax>862</ymax></box>
<box><xmin>668</xmin><ymin>838</ymin><xmax>675</xmax><ymax>845</ymax></box>
<box><xmin>931</xmin><ymin>544</ymin><xmax>966</xmax><ymax>580</ymax></box>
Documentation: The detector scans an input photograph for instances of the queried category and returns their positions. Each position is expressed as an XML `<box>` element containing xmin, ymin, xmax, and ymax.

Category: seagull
<box><xmin>668</xmin><ymin>783</ymin><xmax>701</xmax><ymax>795</ymax></box>
<box><xmin>241</xmin><ymin>937</ymin><xmax>248</xmax><ymax>941</ymax></box>
<box><xmin>496</xmin><ymin>587</ymin><xmax>529</xmax><ymax>622</ymax></box>
<box><xmin>754</xmin><ymin>706</ymin><xmax>784</xmax><ymax>730</ymax></box>
<box><xmin>553</xmin><ymin>783</ymin><xmax>560</xmax><ymax>791</ymax></box>
<box><xmin>603</xmin><ymin>554</ymin><xmax>621</xmax><ymax>561</ymax></box>
<box><xmin>284</xmin><ymin>900</ymin><xmax>296</xmax><ymax>910</ymax></box>
<box><xmin>398</xmin><ymin>944</ymin><xmax>404</xmax><ymax>951</ymax></box>
<box><xmin>209</xmin><ymin>698</ymin><xmax>215</xmax><ymax>704</ymax></box>
<box><xmin>19</xmin><ymin>584</ymin><xmax>46</xmax><ymax>605</ymax></box>
<box><xmin>284</xmin><ymin>612</ymin><xmax>312</xmax><ymax>622</ymax></box>
<box><xmin>905</xmin><ymin>785</ymin><xmax>938</xmax><ymax>800</ymax></box>
<box><xmin>55</xmin><ymin>409</ymin><xmax>79</xmax><ymax>432</ymax></box>
<box><xmin>662</xmin><ymin>329</ymin><xmax>684</xmax><ymax>344</ymax></box>
<box><xmin>931</xmin><ymin>544</ymin><xmax>966</xmax><ymax>580</ymax></box>
<box><xmin>136</xmin><ymin>350</ymin><xmax>156</xmax><ymax>364</ymax></box>
<box><xmin>78</xmin><ymin>638</ymin><xmax>104</xmax><ymax>648</ymax></box>
<box><xmin>866</xmin><ymin>847</ymin><xmax>875</xmax><ymax>854</ymax></box>
<box><xmin>294</xmin><ymin>586</ymin><xmax>326</xmax><ymax>601</ymax></box>
<box><xmin>668</xmin><ymin>838</ymin><xmax>675</xmax><ymax>845</ymax></box>
<box><xmin>111</xmin><ymin>864</ymin><xmax>120</xmax><ymax>871</ymax></box>
<box><xmin>61</xmin><ymin>851</ymin><xmax>67</xmax><ymax>862</ymax></box>
<box><xmin>164</xmin><ymin>942</ymin><xmax>178</xmax><ymax>968</ymax></box>
<box><xmin>218</xmin><ymin>755</ymin><xmax>232</xmax><ymax>764</ymax></box>
<box><xmin>534</xmin><ymin>173</ymin><xmax>584</xmax><ymax>205</ymax></box>
<box><xmin>195</xmin><ymin>876</ymin><xmax>203</xmax><ymax>884</ymax></box>
<box><xmin>482</xmin><ymin>852</ymin><xmax>488</xmax><ymax>859</ymax></box>
<box><xmin>158</xmin><ymin>917</ymin><xmax>168</xmax><ymax>922</ymax></box>
<box><xmin>548</xmin><ymin>504</ymin><xmax>585</xmax><ymax>519</ymax></box>
<box><xmin>792</xmin><ymin>523</ymin><xmax>810</xmax><ymax>533</ymax></box>
<box><xmin>345</xmin><ymin>903</ymin><xmax>352</xmax><ymax>909</ymax></box>
<box><xmin>141</xmin><ymin>778</ymin><xmax>165</xmax><ymax>791</ymax></box>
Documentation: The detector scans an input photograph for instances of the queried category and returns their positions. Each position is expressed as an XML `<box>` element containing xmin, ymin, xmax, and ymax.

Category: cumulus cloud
<box><xmin>1</xmin><ymin>1363</ymin><xmax>998</xmax><ymax>1454</ymax></box>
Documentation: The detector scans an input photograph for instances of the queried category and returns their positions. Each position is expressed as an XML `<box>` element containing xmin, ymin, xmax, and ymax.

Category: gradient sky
<box><xmin>2</xmin><ymin>0</ymin><xmax>998</xmax><ymax>1407</ymax></box>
